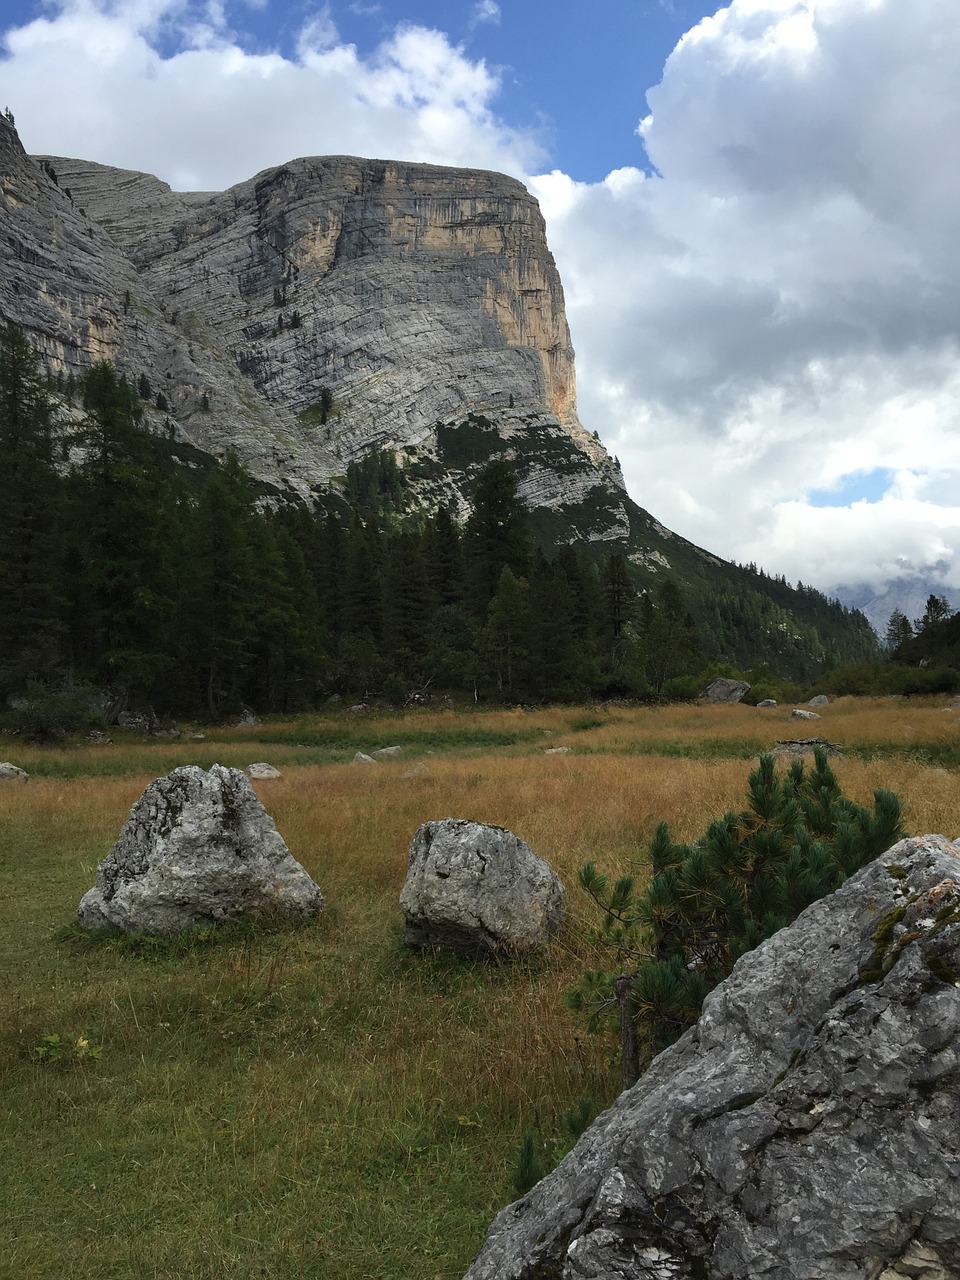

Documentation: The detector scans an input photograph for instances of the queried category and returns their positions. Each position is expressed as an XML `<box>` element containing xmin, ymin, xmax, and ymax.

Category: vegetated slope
<box><xmin>0</xmin><ymin>108</ymin><xmax>876</xmax><ymax>678</ymax></box>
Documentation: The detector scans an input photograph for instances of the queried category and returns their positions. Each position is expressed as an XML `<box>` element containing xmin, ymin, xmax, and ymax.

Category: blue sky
<box><xmin>3</xmin><ymin>0</ymin><xmax>960</xmax><ymax>601</ymax></box>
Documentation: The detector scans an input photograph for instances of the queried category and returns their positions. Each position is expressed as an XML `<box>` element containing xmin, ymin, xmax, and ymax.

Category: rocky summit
<box><xmin>1</xmin><ymin>109</ymin><xmax>623</xmax><ymax>533</ymax></box>
<box><xmin>464</xmin><ymin>835</ymin><xmax>960</xmax><ymax>1280</ymax></box>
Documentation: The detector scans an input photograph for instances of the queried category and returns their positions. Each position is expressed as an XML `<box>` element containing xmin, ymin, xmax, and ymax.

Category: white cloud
<box><xmin>532</xmin><ymin>0</ymin><xmax>960</xmax><ymax>596</ymax></box>
<box><xmin>0</xmin><ymin>0</ymin><xmax>542</xmax><ymax>187</ymax></box>
<box><xmin>470</xmin><ymin>1</ymin><xmax>501</xmax><ymax>26</ymax></box>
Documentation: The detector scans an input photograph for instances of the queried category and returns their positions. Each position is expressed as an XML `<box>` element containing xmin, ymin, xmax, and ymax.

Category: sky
<box><xmin>2</xmin><ymin>0</ymin><xmax>960</xmax><ymax>604</ymax></box>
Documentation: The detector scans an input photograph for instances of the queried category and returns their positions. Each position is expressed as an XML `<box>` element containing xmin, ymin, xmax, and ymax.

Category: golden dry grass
<box><xmin>1</xmin><ymin>697</ymin><xmax>959</xmax><ymax>1278</ymax></box>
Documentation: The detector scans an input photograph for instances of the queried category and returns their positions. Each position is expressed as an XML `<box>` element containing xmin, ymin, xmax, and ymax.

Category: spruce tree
<box><xmin>463</xmin><ymin>459</ymin><xmax>530</xmax><ymax>613</ymax></box>
<box><xmin>179</xmin><ymin>453</ymin><xmax>259</xmax><ymax>715</ymax></box>
<box><xmin>66</xmin><ymin>361</ymin><xmax>175</xmax><ymax>700</ymax></box>
<box><xmin>0</xmin><ymin>325</ymin><xmax>65</xmax><ymax>691</ymax></box>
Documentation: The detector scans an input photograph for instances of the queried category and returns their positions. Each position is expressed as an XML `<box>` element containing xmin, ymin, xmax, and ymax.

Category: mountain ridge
<box><xmin>0</xmin><ymin>110</ymin><xmax>878</xmax><ymax>677</ymax></box>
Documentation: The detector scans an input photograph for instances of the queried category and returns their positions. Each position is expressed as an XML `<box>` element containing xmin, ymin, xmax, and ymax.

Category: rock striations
<box><xmin>464</xmin><ymin>835</ymin><xmax>960</xmax><ymax>1280</ymax></box>
<box><xmin>1</xmin><ymin>109</ymin><xmax>626</xmax><ymax>538</ymax></box>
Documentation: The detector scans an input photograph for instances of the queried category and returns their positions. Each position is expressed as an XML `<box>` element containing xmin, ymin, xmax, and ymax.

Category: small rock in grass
<box><xmin>0</xmin><ymin>762</ymin><xmax>28</xmax><ymax>782</ymax></box>
<box><xmin>353</xmin><ymin>751</ymin><xmax>377</xmax><ymax>764</ymax></box>
<box><xmin>246</xmin><ymin>762</ymin><xmax>281</xmax><ymax>779</ymax></box>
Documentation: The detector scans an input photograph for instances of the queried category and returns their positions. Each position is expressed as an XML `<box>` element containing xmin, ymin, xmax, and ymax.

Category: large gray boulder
<box><xmin>702</xmin><ymin>678</ymin><xmax>750</xmax><ymax>703</ymax></box>
<box><xmin>400</xmin><ymin>819</ymin><xmax>565</xmax><ymax>960</ymax></box>
<box><xmin>464</xmin><ymin>835</ymin><xmax>960</xmax><ymax>1279</ymax></box>
<box><xmin>77</xmin><ymin>764</ymin><xmax>324</xmax><ymax>934</ymax></box>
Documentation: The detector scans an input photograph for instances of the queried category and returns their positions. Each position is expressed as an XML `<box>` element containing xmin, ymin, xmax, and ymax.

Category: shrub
<box><xmin>568</xmin><ymin>749</ymin><xmax>904</xmax><ymax>1087</ymax></box>
<box><xmin>3</xmin><ymin>682</ymin><xmax>106</xmax><ymax>743</ymax></box>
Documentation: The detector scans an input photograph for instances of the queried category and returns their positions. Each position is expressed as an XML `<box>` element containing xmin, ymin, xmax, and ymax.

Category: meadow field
<box><xmin>2</xmin><ymin>696</ymin><xmax>959</xmax><ymax>1279</ymax></box>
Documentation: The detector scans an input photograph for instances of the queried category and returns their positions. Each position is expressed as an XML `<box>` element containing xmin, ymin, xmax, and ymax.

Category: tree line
<box><xmin>0</xmin><ymin>325</ymin><xmax>883</xmax><ymax>720</ymax></box>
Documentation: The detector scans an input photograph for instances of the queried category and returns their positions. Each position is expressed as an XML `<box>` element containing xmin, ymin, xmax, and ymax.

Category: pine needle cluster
<box><xmin>568</xmin><ymin>748</ymin><xmax>904</xmax><ymax>1085</ymax></box>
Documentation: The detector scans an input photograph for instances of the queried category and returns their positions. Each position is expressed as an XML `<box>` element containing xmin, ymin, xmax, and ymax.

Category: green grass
<box><xmin>3</xmin><ymin>697</ymin><xmax>960</xmax><ymax>1277</ymax></box>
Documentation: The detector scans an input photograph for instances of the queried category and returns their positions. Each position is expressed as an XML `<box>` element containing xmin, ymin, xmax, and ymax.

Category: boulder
<box><xmin>353</xmin><ymin>751</ymin><xmax>377</xmax><ymax>764</ymax></box>
<box><xmin>544</xmin><ymin>746</ymin><xmax>572</xmax><ymax>755</ymax></box>
<box><xmin>402</xmin><ymin>762</ymin><xmax>432</xmax><ymax>780</ymax></box>
<box><xmin>371</xmin><ymin>745</ymin><xmax>403</xmax><ymax>759</ymax></box>
<box><xmin>245</xmin><ymin>762</ymin><xmax>281</xmax><ymax>779</ymax></box>
<box><xmin>0</xmin><ymin>762</ymin><xmax>28</xmax><ymax>782</ymax></box>
<box><xmin>808</xmin><ymin>694</ymin><xmax>830</xmax><ymax>706</ymax></box>
<box><xmin>791</xmin><ymin>707</ymin><xmax>821</xmax><ymax>720</ymax></box>
<box><xmin>702</xmin><ymin>678</ymin><xmax>750</xmax><ymax>704</ymax></box>
<box><xmin>400</xmin><ymin>819</ymin><xmax>564</xmax><ymax>960</ymax></box>
<box><xmin>463</xmin><ymin>835</ymin><xmax>960</xmax><ymax>1280</ymax></box>
<box><xmin>76</xmin><ymin>764</ymin><xmax>324</xmax><ymax>934</ymax></box>
<box><xmin>756</xmin><ymin>698</ymin><xmax>777</xmax><ymax>708</ymax></box>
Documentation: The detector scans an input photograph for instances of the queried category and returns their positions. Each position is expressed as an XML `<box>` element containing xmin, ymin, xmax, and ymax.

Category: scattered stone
<box><xmin>76</xmin><ymin>764</ymin><xmax>324</xmax><ymax>934</ymax></box>
<box><xmin>400</xmin><ymin>819</ymin><xmax>565</xmax><ymax>960</ymax></box>
<box><xmin>353</xmin><ymin>751</ymin><xmax>377</xmax><ymax>764</ymax></box>
<box><xmin>463</xmin><ymin>835</ymin><xmax>960</xmax><ymax>1279</ymax></box>
<box><xmin>773</xmin><ymin>737</ymin><xmax>842</xmax><ymax>757</ymax></box>
<box><xmin>371</xmin><ymin>745</ymin><xmax>403</xmax><ymax>759</ymax></box>
<box><xmin>188</xmin><ymin>732</ymin><xmax>206</xmax><ymax>740</ymax></box>
<box><xmin>234</xmin><ymin>711</ymin><xmax>262</xmax><ymax>728</ymax></box>
<box><xmin>326</xmin><ymin>693</ymin><xmax>342</xmax><ymax>704</ymax></box>
<box><xmin>756</xmin><ymin>698</ymin><xmax>777</xmax><ymax>708</ymax></box>
<box><xmin>808</xmin><ymin>693</ymin><xmax>830</xmax><ymax>706</ymax></box>
<box><xmin>151</xmin><ymin>726</ymin><xmax>181</xmax><ymax>739</ymax></box>
<box><xmin>117</xmin><ymin>710</ymin><xmax>159</xmax><ymax>733</ymax></box>
<box><xmin>544</xmin><ymin>746</ymin><xmax>572</xmax><ymax>755</ymax></box>
<box><xmin>0</xmin><ymin>762</ymin><xmax>28</xmax><ymax>782</ymax></box>
<box><xmin>348</xmin><ymin>704</ymin><xmax>369</xmax><ymax>715</ymax></box>
<box><xmin>791</xmin><ymin>707</ymin><xmax>821</xmax><ymax>720</ymax></box>
<box><xmin>702</xmin><ymin>678</ymin><xmax>750</xmax><ymax>703</ymax></box>
<box><xmin>85</xmin><ymin>730</ymin><xmax>113</xmax><ymax>744</ymax></box>
<box><xmin>402</xmin><ymin>762</ymin><xmax>432</xmax><ymax>780</ymax></box>
<box><xmin>245</xmin><ymin>762</ymin><xmax>281</xmax><ymax>779</ymax></box>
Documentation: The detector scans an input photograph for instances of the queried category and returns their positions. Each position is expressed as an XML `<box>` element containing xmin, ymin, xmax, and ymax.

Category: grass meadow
<box><xmin>2</xmin><ymin>696</ymin><xmax>959</xmax><ymax>1278</ymax></box>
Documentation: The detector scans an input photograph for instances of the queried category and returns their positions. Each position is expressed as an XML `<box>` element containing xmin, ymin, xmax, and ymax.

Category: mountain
<box><xmin>836</xmin><ymin>578</ymin><xmax>960</xmax><ymax>637</ymax></box>
<box><xmin>0</xmin><ymin>110</ymin><xmax>878</xmax><ymax>677</ymax></box>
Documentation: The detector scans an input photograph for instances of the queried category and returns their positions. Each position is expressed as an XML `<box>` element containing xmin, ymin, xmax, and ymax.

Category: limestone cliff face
<box><xmin>48</xmin><ymin>154</ymin><xmax>578</xmax><ymax>434</ymax></box>
<box><xmin>2</xmin><ymin>123</ymin><xmax>627</xmax><ymax>532</ymax></box>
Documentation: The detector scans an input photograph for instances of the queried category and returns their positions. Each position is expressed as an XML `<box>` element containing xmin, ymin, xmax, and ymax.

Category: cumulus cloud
<box><xmin>0</xmin><ymin>0</ymin><xmax>541</xmax><ymax>188</ymax></box>
<box><xmin>532</xmin><ymin>0</ymin><xmax>960</xmax><ymax>596</ymax></box>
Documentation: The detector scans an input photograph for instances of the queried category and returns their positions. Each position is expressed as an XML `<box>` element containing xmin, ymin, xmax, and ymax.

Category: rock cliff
<box><xmin>2</xmin><ymin>109</ymin><xmax>626</xmax><ymax>533</ymax></box>
<box><xmin>464</xmin><ymin>835</ymin><xmax>960</xmax><ymax>1279</ymax></box>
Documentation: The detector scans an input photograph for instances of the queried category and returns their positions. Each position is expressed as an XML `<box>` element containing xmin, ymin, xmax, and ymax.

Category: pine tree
<box><xmin>179</xmin><ymin>453</ymin><xmax>259</xmax><ymax>715</ymax></box>
<box><xmin>884</xmin><ymin>608</ymin><xmax>913</xmax><ymax>653</ymax></box>
<box><xmin>0</xmin><ymin>325</ymin><xmax>65</xmax><ymax>690</ymax></box>
<box><xmin>463</xmin><ymin>459</ymin><xmax>530</xmax><ymax>613</ymax></box>
<box><xmin>477</xmin><ymin>567</ymin><xmax>532</xmax><ymax>696</ymax></box>
<box><xmin>66</xmin><ymin>362</ymin><xmax>175</xmax><ymax>699</ymax></box>
<box><xmin>568</xmin><ymin>749</ymin><xmax>904</xmax><ymax>1086</ymax></box>
<box><xmin>915</xmin><ymin>594</ymin><xmax>953</xmax><ymax>634</ymax></box>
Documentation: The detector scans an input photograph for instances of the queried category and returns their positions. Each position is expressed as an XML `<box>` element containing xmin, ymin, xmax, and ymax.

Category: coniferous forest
<box><xmin>0</xmin><ymin>324</ymin><xmax>887</xmax><ymax>720</ymax></box>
